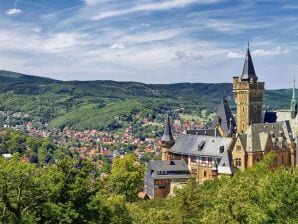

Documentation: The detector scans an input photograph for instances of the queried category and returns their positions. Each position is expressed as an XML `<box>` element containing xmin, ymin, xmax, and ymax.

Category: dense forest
<box><xmin>0</xmin><ymin>70</ymin><xmax>295</xmax><ymax>131</ymax></box>
<box><xmin>1</xmin><ymin>151</ymin><xmax>297</xmax><ymax>223</ymax></box>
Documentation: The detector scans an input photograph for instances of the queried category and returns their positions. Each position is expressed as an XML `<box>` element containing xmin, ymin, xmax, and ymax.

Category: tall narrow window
<box><xmin>235</xmin><ymin>158</ymin><xmax>241</xmax><ymax>167</ymax></box>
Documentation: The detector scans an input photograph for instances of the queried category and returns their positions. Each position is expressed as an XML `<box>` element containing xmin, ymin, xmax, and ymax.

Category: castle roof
<box><xmin>187</xmin><ymin>128</ymin><xmax>221</xmax><ymax>137</ymax></box>
<box><xmin>146</xmin><ymin>160</ymin><xmax>190</xmax><ymax>180</ymax></box>
<box><xmin>169</xmin><ymin>134</ymin><xmax>233</xmax><ymax>157</ymax></box>
<box><xmin>161</xmin><ymin>115</ymin><xmax>174</xmax><ymax>142</ymax></box>
<box><xmin>212</xmin><ymin>97</ymin><xmax>236</xmax><ymax>134</ymax></box>
<box><xmin>241</xmin><ymin>47</ymin><xmax>258</xmax><ymax>81</ymax></box>
<box><xmin>241</xmin><ymin>121</ymin><xmax>294</xmax><ymax>152</ymax></box>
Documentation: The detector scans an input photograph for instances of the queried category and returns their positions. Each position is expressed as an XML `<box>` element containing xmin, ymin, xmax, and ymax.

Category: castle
<box><xmin>144</xmin><ymin>46</ymin><xmax>298</xmax><ymax>199</ymax></box>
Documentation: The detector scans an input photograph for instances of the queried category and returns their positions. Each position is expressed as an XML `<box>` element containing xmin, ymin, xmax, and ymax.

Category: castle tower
<box><xmin>161</xmin><ymin>115</ymin><xmax>174</xmax><ymax>161</ymax></box>
<box><xmin>233</xmin><ymin>45</ymin><xmax>265</xmax><ymax>134</ymax></box>
<box><xmin>291</xmin><ymin>77</ymin><xmax>297</xmax><ymax>118</ymax></box>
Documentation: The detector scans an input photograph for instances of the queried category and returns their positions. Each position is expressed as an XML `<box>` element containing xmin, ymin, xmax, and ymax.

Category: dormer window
<box><xmin>219</xmin><ymin>146</ymin><xmax>224</xmax><ymax>153</ymax></box>
<box><xmin>198</xmin><ymin>141</ymin><xmax>206</xmax><ymax>151</ymax></box>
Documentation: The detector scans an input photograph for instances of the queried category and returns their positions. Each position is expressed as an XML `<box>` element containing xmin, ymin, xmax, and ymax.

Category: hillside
<box><xmin>0</xmin><ymin>70</ymin><xmax>294</xmax><ymax>130</ymax></box>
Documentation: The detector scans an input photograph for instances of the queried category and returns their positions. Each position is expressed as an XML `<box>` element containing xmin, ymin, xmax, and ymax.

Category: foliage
<box><xmin>0</xmin><ymin>156</ymin><xmax>132</xmax><ymax>224</ymax></box>
<box><xmin>106</xmin><ymin>154</ymin><xmax>145</xmax><ymax>202</ymax></box>
<box><xmin>0</xmin><ymin>130</ymin><xmax>73</xmax><ymax>165</ymax></box>
<box><xmin>131</xmin><ymin>155</ymin><xmax>298</xmax><ymax>224</ymax></box>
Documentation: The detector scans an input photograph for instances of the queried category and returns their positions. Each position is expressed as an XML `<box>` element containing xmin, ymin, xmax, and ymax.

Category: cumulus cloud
<box><xmin>6</xmin><ymin>8</ymin><xmax>22</xmax><ymax>16</ymax></box>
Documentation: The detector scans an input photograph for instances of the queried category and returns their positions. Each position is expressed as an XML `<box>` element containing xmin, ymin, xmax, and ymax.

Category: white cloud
<box><xmin>110</xmin><ymin>43</ymin><xmax>125</xmax><ymax>49</ymax></box>
<box><xmin>0</xmin><ymin>29</ymin><xmax>84</xmax><ymax>54</ymax></box>
<box><xmin>227</xmin><ymin>47</ymin><xmax>290</xmax><ymax>58</ymax></box>
<box><xmin>252</xmin><ymin>47</ymin><xmax>290</xmax><ymax>57</ymax></box>
<box><xmin>91</xmin><ymin>0</ymin><xmax>221</xmax><ymax>20</ymax></box>
<box><xmin>227</xmin><ymin>52</ymin><xmax>242</xmax><ymax>58</ymax></box>
<box><xmin>83</xmin><ymin>0</ymin><xmax>109</xmax><ymax>6</ymax></box>
<box><xmin>6</xmin><ymin>8</ymin><xmax>22</xmax><ymax>16</ymax></box>
<box><xmin>171</xmin><ymin>50</ymin><xmax>203</xmax><ymax>61</ymax></box>
<box><xmin>42</xmin><ymin>33</ymin><xmax>82</xmax><ymax>53</ymax></box>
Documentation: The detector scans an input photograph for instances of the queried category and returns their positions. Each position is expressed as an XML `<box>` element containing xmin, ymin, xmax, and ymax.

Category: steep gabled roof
<box><xmin>244</xmin><ymin>121</ymin><xmax>294</xmax><ymax>152</ymax></box>
<box><xmin>241</xmin><ymin>47</ymin><xmax>258</xmax><ymax>81</ymax></box>
<box><xmin>212</xmin><ymin>97</ymin><xmax>236</xmax><ymax>134</ymax></box>
<box><xmin>218</xmin><ymin>150</ymin><xmax>234</xmax><ymax>175</ymax></box>
<box><xmin>161</xmin><ymin>115</ymin><xmax>174</xmax><ymax>142</ymax></box>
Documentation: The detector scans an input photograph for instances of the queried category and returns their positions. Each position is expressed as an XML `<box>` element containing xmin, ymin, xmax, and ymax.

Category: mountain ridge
<box><xmin>0</xmin><ymin>70</ymin><xmax>294</xmax><ymax>131</ymax></box>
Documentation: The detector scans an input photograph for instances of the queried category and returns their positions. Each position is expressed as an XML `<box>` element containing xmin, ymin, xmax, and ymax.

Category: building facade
<box><xmin>144</xmin><ymin>160</ymin><xmax>190</xmax><ymax>199</ymax></box>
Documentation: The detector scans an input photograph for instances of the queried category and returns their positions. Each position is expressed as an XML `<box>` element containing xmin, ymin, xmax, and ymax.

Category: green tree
<box><xmin>106</xmin><ymin>154</ymin><xmax>145</xmax><ymax>202</ymax></box>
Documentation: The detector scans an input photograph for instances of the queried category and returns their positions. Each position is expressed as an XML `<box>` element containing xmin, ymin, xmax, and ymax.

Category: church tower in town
<box><xmin>290</xmin><ymin>77</ymin><xmax>297</xmax><ymax>118</ymax></box>
<box><xmin>233</xmin><ymin>45</ymin><xmax>265</xmax><ymax>134</ymax></box>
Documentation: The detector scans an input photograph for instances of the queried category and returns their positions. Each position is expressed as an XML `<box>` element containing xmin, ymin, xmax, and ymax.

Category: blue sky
<box><xmin>0</xmin><ymin>0</ymin><xmax>298</xmax><ymax>88</ymax></box>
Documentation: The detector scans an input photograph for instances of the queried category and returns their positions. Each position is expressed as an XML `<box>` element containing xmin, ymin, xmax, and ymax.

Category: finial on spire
<box><xmin>247</xmin><ymin>41</ymin><xmax>250</xmax><ymax>49</ymax></box>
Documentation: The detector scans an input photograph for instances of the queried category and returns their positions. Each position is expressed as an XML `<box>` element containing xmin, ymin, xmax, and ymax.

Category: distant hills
<box><xmin>0</xmin><ymin>70</ymin><xmax>294</xmax><ymax>130</ymax></box>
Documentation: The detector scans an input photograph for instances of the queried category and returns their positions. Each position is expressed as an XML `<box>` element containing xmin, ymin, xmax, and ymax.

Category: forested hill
<box><xmin>0</xmin><ymin>70</ymin><xmax>294</xmax><ymax>130</ymax></box>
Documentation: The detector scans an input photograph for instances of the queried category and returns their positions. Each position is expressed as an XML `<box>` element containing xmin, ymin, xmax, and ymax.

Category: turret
<box><xmin>161</xmin><ymin>115</ymin><xmax>174</xmax><ymax>161</ymax></box>
<box><xmin>233</xmin><ymin>44</ymin><xmax>265</xmax><ymax>134</ymax></box>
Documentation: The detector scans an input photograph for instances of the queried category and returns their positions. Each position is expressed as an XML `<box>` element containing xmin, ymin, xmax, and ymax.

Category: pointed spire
<box><xmin>291</xmin><ymin>76</ymin><xmax>297</xmax><ymax>112</ymax></box>
<box><xmin>161</xmin><ymin>115</ymin><xmax>174</xmax><ymax>143</ymax></box>
<box><xmin>241</xmin><ymin>44</ymin><xmax>258</xmax><ymax>81</ymax></box>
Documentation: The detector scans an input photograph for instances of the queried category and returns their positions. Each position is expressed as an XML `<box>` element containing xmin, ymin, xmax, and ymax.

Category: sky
<box><xmin>0</xmin><ymin>0</ymin><xmax>298</xmax><ymax>89</ymax></box>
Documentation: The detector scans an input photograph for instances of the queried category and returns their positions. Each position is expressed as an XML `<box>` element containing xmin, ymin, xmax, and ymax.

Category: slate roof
<box><xmin>169</xmin><ymin>134</ymin><xmax>233</xmax><ymax>157</ymax></box>
<box><xmin>218</xmin><ymin>150</ymin><xmax>234</xmax><ymax>175</ymax></box>
<box><xmin>239</xmin><ymin>134</ymin><xmax>247</xmax><ymax>149</ymax></box>
<box><xmin>212</xmin><ymin>97</ymin><xmax>236</xmax><ymax>135</ymax></box>
<box><xmin>187</xmin><ymin>128</ymin><xmax>220</xmax><ymax>137</ymax></box>
<box><xmin>241</xmin><ymin>48</ymin><xmax>258</xmax><ymax>81</ymax></box>
<box><xmin>244</xmin><ymin>121</ymin><xmax>294</xmax><ymax>152</ymax></box>
<box><xmin>161</xmin><ymin>115</ymin><xmax>174</xmax><ymax>142</ymax></box>
<box><xmin>147</xmin><ymin>160</ymin><xmax>190</xmax><ymax>180</ymax></box>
